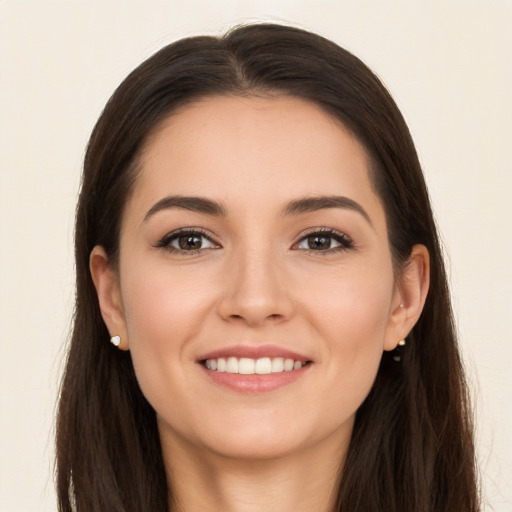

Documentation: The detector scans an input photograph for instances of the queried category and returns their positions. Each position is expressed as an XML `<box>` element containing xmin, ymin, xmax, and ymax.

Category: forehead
<box><xmin>126</xmin><ymin>95</ymin><xmax>385</xmax><ymax>228</ymax></box>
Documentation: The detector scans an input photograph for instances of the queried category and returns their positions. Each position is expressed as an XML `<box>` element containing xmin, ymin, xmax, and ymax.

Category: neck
<box><xmin>161</xmin><ymin>430</ymin><xmax>349</xmax><ymax>512</ymax></box>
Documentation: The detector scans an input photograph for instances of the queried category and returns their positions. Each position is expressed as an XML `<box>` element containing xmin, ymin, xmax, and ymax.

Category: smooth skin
<box><xmin>91</xmin><ymin>95</ymin><xmax>429</xmax><ymax>512</ymax></box>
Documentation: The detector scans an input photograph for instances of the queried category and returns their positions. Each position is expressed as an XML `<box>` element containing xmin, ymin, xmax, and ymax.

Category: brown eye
<box><xmin>156</xmin><ymin>229</ymin><xmax>218</xmax><ymax>253</ymax></box>
<box><xmin>177</xmin><ymin>234</ymin><xmax>203</xmax><ymax>250</ymax></box>
<box><xmin>295</xmin><ymin>230</ymin><xmax>353</xmax><ymax>252</ymax></box>
<box><xmin>306</xmin><ymin>235</ymin><xmax>332</xmax><ymax>250</ymax></box>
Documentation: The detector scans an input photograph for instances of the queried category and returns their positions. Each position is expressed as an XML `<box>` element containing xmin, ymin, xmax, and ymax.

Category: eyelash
<box><xmin>154</xmin><ymin>228</ymin><xmax>219</xmax><ymax>255</ymax></box>
<box><xmin>155</xmin><ymin>227</ymin><xmax>354</xmax><ymax>255</ymax></box>
<box><xmin>294</xmin><ymin>227</ymin><xmax>354</xmax><ymax>255</ymax></box>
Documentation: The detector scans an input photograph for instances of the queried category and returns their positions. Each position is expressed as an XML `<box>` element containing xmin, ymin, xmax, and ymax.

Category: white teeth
<box><xmin>284</xmin><ymin>358</ymin><xmax>294</xmax><ymax>371</ymax></box>
<box><xmin>239</xmin><ymin>358</ymin><xmax>255</xmax><ymax>374</ymax></box>
<box><xmin>255</xmin><ymin>357</ymin><xmax>272</xmax><ymax>374</ymax></box>
<box><xmin>217</xmin><ymin>357</ymin><xmax>226</xmax><ymax>372</ymax></box>
<box><xmin>204</xmin><ymin>356</ymin><xmax>306</xmax><ymax>374</ymax></box>
<box><xmin>271</xmin><ymin>357</ymin><xmax>284</xmax><ymax>372</ymax></box>
<box><xmin>226</xmin><ymin>357</ymin><xmax>238</xmax><ymax>373</ymax></box>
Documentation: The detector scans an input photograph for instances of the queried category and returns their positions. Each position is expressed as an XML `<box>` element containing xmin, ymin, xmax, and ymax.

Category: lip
<box><xmin>197</xmin><ymin>344</ymin><xmax>313</xmax><ymax>393</ymax></box>
<box><xmin>200</xmin><ymin>363</ymin><xmax>311</xmax><ymax>393</ymax></box>
<box><xmin>197</xmin><ymin>344</ymin><xmax>311</xmax><ymax>362</ymax></box>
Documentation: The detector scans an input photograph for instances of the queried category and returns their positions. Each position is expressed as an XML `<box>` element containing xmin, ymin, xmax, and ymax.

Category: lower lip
<box><xmin>200</xmin><ymin>364</ymin><xmax>311</xmax><ymax>393</ymax></box>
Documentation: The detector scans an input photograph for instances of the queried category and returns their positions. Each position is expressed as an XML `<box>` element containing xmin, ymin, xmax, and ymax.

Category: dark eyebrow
<box><xmin>144</xmin><ymin>195</ymin><xmax>227</xmax><ymax>221</ymax></box>
<box><xmin>144</xmin><ymin>194</ymin><xmax>372</xmax><ymax>227</ymax></box>
<box><xmin>282</xmin><ymin>196</ymin><xmax>373</xmax><ymax>227</ymax></box>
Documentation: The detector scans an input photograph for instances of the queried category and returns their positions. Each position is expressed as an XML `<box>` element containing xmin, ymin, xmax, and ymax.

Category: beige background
<box><xmin>1</xmin><ymin>1</ymin><xmax>511</xmax><ymax>510</ymax></box>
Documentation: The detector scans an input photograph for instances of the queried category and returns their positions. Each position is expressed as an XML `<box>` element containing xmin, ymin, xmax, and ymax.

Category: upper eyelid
<box><xmin>294</xmin><ymin>226</ymin><xmax>352</xmax><ymax>241</ymax></box>
<box><xmin>156</xmin><ymin>227</ymin><xmax>220</xmax><ymax>247</ymax></box>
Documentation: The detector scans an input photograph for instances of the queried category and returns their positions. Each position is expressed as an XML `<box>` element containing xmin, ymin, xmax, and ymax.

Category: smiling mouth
<box><xmin>202</xmin><ymin>357</ymin><xmax>311</xmax><ymax>375</ymax></box>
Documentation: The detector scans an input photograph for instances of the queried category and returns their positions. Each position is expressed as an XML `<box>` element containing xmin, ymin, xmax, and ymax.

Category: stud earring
<box><xmin>110</xmin><ymin>335</ymin><xmax>121</xmax><ymax>347</ymax></box>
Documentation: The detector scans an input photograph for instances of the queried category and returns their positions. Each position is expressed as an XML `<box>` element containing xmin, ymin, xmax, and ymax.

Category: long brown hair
<box><xmin>56</xmin><ymin>23</ymin><xmax>479</xmax><ymax>511</ymax></box>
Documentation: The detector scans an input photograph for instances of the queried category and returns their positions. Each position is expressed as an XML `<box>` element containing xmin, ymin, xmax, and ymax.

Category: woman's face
<box><xmin>100</xmin><ymin>95</ymin><xmax>412</xmax><ymax>461</ymax></box>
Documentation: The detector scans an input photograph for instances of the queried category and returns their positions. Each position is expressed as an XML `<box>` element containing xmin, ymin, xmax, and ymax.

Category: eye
<box><xmin>155</xmin><ymin>229</ymin><xmax>219</xmax><ymax>254</ymax></box>
<box><xmin>294</xmin><ymin>229</ymin><xmax>353</xmax><ymax>253</ymax></box>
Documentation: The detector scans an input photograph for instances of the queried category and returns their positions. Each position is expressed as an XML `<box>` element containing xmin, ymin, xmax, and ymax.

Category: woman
<box><xmin>56</xmin><ymin>23</ymin><xmax>479</xmax><ymax>511</ymax></box>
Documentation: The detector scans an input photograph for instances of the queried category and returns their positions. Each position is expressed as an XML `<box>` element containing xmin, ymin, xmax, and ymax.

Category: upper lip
<box><xmin>197</xmin><ymin>344</ymin><xmax>311</xmax><ymax>362</ymax></box>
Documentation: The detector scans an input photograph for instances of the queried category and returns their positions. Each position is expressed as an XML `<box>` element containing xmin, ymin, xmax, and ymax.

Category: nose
<box><xmin>217</xmin><ymin>248</ymin><xmax>295</xmax><ymax>327</ymax></box>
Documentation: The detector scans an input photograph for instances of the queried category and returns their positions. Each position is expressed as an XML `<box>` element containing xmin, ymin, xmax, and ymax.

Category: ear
<box><xmin>89</xmin><ymin>245</ymin><xmax>129</xmax><ymax>350</ymax></box>
<box><xmin>384</xmin><ymin>244</ymin><xmax>430</xmax><ymax>351</ymax></box>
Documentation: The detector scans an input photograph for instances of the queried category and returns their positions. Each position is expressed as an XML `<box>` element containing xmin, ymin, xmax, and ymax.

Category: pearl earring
<box><xmin>392</xmin><ymin>338</ymin><xmax>407</xmax><ymax>362</ymax></box>
<box><xmin>110</xmin><ymin>335</ymin><xmax>121</xmax><ymax>347</ymax></box>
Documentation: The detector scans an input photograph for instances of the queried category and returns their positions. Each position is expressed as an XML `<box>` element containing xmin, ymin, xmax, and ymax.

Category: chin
<box><xmin>160</xmin><ymin>407</ymin><xmax>354</xmax><ymax>464</ymax></box>
<box><xmin>205</xmin><ymin>429</ymin><xmax>309</xmax><ymax>461</ymax></box>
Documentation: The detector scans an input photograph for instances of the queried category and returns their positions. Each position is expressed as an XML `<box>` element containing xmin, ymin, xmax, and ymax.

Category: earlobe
<box><xmin>89</xmin><ymin>246</ymin><xmax>129</xmax><ymax>350</ymax></box>
<box><xmin>384</xmin><ymin>244</ymin><xmax>430</xmax><ymax>351</ymax></box>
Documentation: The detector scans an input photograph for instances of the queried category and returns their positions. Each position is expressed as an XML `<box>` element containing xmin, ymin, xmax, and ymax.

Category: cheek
<box><xmin>122</xmin><ymin>263</ymin><xmax>214</xmax><ymax>345</ymax></box>
<box><xmin>302</xmin><ymin>263</ymin><xmax>393</xmax><ymax>392</ymax></box>
<box><xmin>306</xmin><ymin>261</ymin><xmax>393</xmax><ymax>342</ymax></box>
<box><xmin>119</xmin><ymin>265</ymin><xmax>217</xmax><ymax>396</ymax></box>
